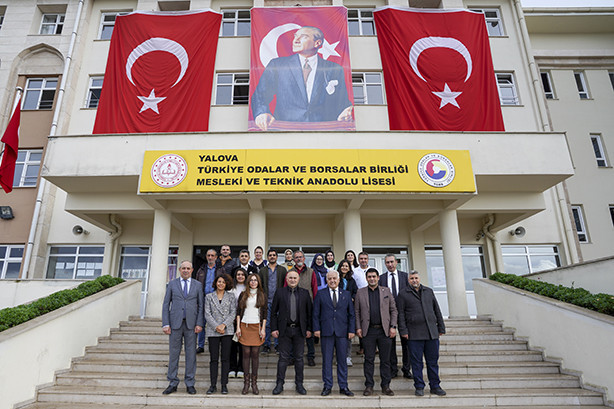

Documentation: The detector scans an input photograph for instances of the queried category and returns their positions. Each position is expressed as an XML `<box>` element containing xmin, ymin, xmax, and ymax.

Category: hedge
<box><xmin>489</xmin><ymin>272</ymin><xmax>614</xmax><ymax>317</ymax></box>
<box><xmin>0</xmin><ymin>275</ymin><xmax>125</xmax><ymax>332</ymax></box>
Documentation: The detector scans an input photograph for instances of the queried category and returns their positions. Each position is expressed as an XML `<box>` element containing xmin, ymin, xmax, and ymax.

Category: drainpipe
<box><xmin>107</xmin><ymin>214</ymin><xmax>123</xmax><ymax>275</ymax></box>
<box><xmin>481</xmin><ymin>214</ymin><xmax>504</xmax><ymax>273</ymax></box>
<box><xmin>22</xmin><ymin>0</ymin><xmax>85</xmax><ymax>277</ymax></box>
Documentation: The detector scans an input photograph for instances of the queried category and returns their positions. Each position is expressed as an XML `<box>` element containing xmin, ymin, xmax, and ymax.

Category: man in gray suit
<box><xmin>162</xmin><ymin>260</ymin><xmax>204</xmax><ymax>395</ymax></box>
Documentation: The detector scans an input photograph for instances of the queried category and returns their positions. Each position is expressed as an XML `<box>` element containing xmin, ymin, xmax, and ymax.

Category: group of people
<box><xmin>161</xmin><ymin>246</ymin><xmax>447</xmax><ymax>398</ymax></box>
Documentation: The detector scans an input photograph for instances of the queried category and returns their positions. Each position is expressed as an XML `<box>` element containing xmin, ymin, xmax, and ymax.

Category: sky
<box><xmin>521</xmin><ymin>0</ymin><xmax>614</xmax><ymax>6</ymax></box>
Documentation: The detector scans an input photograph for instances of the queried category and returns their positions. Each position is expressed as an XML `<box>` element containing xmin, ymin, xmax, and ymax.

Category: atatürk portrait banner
<box><xmin>249</xmin><ymin>7</ymin><xmax>355</xmax><ymax>131</ymax></box>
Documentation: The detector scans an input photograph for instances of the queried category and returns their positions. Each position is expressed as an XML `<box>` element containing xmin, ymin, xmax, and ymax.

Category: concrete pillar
<box><xmin>146</xmin><ymin>209</ymin><xmax>172</xmax><ymax>318</ymax></box>
<box><xmin>344</xmin><ymin>209</ymin><xmax>363</xmax><ymax>254</ymax></box>
<box><xmin>178</xmin><ymin>230</ymin><xmax>194</xmax><ymax>267</ymax></box>
<box><xmin>248</xmin><ymin>209</ymin><xmax>266</xmax><ymax>254</ymax></box>
<box><xmin>410</xmin><ymin>230</ymin><xmax>428</xmax><ymax>285</ymax></box>
<box><xmin>439</xmin><ymin>209</ymin><xmax>469</xmax><ymax>318</ymax></box>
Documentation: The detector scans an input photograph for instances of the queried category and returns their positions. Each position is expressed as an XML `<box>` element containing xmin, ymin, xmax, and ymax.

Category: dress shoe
<box><xmin>403</xmin><ymin>372</ymin><xmax>413</xmax><ymax>379</ymax></box>
<box><xmin>162</xmin><ymin>385</ymin><xmax>177</xmax><ymax>395</ymax></box>
<box><xmin>308</xmin><ymin>357</ymin><xmax>316</xmax><ymax>366</ymax></box>
<box><xmin>321</xmin><ymin>387</ymin><xmax>331</xmax><ymax>396</ymax></box>
<box><xmin>196</xmin><ymin>347</ymin><xmax>204</xmax><ymax>354</ymax></box>
<box><xmin>221</xmin><ymin>385</ymin><xmax>228</xmax><ymax>394</ymax></box>
<box><xmin>391</xmin><ymin>371</ymin><xmax>398</xmax><ymax>378</ymax></box>
<box><xmin>363</xmin><ymin>386</ymin><xmax>373</xmax><ymax>396</ymax></box>
<box><xmin>296</xmin><ymin>384</ymin><xmax>307</xmax><ymax>395</ymax></box>
<box><xmin>430</xmin><ymin>387</ymin><xmax>447</xmax><ymax>396</ymax></box>
<box><xmin>382</xmin><ymin>386</ymin><xmax>394</xmax><ymax>396</ymax></box>
<box><xmin>262</xmin><ymin>345</ymin><xmax>270</xmax><ymax>354</ymax></box>
<box><xmin>206</xmin><ymin>385</ymin><xmax>217</xmax><ymax>394</ymax></box>
<box><xmin>272</xmin><ymin>383</ymin><xmax>284</xmax><ymax>395</ymax></box>
<box><xmin>186</xmin><ymin>386</ymin><xmax>196</xmax><ymax>395</ymax></box>
<box><xmin>340</xmin><ymin>388</ymin><xmax>354</xmax><ymax>397</ymax></box>
<box><xmin>415</xmin><ymin>388</ymin><xmax>424</xmax><ymax>396</ymax></box>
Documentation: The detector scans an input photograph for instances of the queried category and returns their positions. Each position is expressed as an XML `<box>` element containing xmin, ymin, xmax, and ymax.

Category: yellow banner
<box><xmin>139</xmin><ymin>149</ymin><xmax>475</xmax><ymax>193</ymax></box>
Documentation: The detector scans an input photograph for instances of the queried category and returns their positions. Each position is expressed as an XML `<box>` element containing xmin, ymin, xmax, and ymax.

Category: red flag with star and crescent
<box><xmin>248</xmin><ymin>7</ymin><xmax>355</xmax><ymax>131</ymax></box>
<box><xmin>93</xmin><ymin>10</ymin><xmax>221</xmax><ymax>134</ymax></box>
<box><xmin>373</xmin><ymin>7</ymin><xmax>504</xmax><ymax>131</ymax></box>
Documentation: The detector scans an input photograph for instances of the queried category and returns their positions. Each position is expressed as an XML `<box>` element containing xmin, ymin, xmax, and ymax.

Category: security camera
<box><xmin>509</xmin><ymin>226</ymin><xmax>526</xmax><ymax>237</ymax></box>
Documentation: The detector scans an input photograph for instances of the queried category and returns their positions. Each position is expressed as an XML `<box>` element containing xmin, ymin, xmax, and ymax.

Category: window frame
<box><xmin>220</xmin><ymin>9</ymin><xmax>251</xmax><ymax>37</ymax></box>
<box><xmin>86</xmin><ymin>76</ymin><xmax>104</xmax><ymax>108</ymax></box>
<box><xmin>571</xmin><ymin>205</ymin><xmax>589</xmax><ymax>243</ymax></box>
<box><xmin>425</xmin><ymin>245</ymin><xmax>486</xmax><ymax>292</ymax></box>
<box><xmin>23</xmin><ymin>77</ymin><xmax>58</xmax><ymax>110</ymax></box>
<box><xmin>0</xmin><ymin>6</ymin><xmax>6</xmax><ymax>31</ymax></box>
<box><xmin>351</xmin><ymin>71</ymin><xmax>384</xmax><ymax>105</ymax></box>
<box><xmin>215</xmin><ymin>72</ymin><xmax>249</xmax><ymax>105</ymax></box>
<box><xmin>590</xmin><ymin>133</ymin><xmax>608</xmax><ymax>168</ymax></box>
<box><xmin>470</xmin><ymin>8</ymin><xmax>504</xmax><ymax>36</ymax></box>
<box><xmin>496</xmin><ymin>73</ymin><xmax>519</xmax><ymax>105</ymax></box>
<box><xmin>609</xmin><ymin>205</ymin><xmax>614</xmax><ymax>227</ymax></box>
<box><xmin>540</xmin><ymin>71</ymin><xmax>555</xmax><ymax>99</ymax></box>
<box><xmin>609</xmin><ymin>71</ymin><xmax>614</xmax><ymax>92</ymax></box>
<box><xmin>40</xmin><ymin>13</ymin><xmax>65</xmax><ymax>35</ymax></box>
<box><xmin>13</xmin><ymin>149</ymin><xmax>43</xmax><ymax>188</ymax></box>
<box><xmin>98</xmin><ymin>12</ymin><xmax>129</xmax><ymax>40</ymax></box>
<box><xmin>501</xmin><ymin>245</ymin><xmax>561</xmax><ymax>275</ymax></box>
<box><xmin>347</xmin><ymin>8</ymin><xmax>376</xmax><ymax>36</ymax></box>
<box><xmin>0</xmin><ymin>245</ymin><xmax>24</xmax><ymax>279</ymax></box>
<box><xmin>574</xmin><ymin>71</ymin><xmax>590</xmax><ymax>99</ymax></box>
<box><xmin>45</xmin><ymin>245</ymin><xmax>105</xmax><ymax>280</ymax></box>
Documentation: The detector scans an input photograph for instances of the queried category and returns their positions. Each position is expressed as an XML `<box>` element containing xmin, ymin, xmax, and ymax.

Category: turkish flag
<box><xmin>374</xmin><ymin>7</ymin><xmax>504</xmax><ymax>131</ymax></box>
<box><xmin>93</xmin><ymin>10</ymin><xmax>221</xmax><ymax>134</ymax></box>
<box><xmin>248</xmin><ymin>7</ymin><xmax>355</xmax><ymax>131</ymax></box>
<box><xmin>0</xmin><ymin>98</ymin><xmax>21</xmax><ymax>193</ymax></box>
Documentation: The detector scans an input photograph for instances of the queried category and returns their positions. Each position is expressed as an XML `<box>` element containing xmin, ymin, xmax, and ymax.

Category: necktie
<box><xmin>391</xmin><ymin>274</ymin><xmax>397</xmax><ymax>298</ymax></box>
<box><xmin>332</xmin><ymin>289</ymin><xmax>337</xmax><ymax>308</ymax></box>
<box><xmin>303</xmin><ymin>60</ymin><xmax>312</xmax><ymax>84</ymax></box>
<box><xmin>183</xmin><ymin>279</ymin><xmax>188</xmax><ymax>297</ymax></box>
<box><xmin>290</xmin><ymin>288</ymin><xmax>297</xmax><ymax>322</ymax></box>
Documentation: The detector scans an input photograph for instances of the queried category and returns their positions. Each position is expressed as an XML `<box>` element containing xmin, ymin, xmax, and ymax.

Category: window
<box><xmin>120</xmin><ymin>246</ymin><xmax>177</xmax><ymax>289</ymax></box>
<box><xmin>590</xmin><ymin>134</ymin><xmax>608</xmax><ymax>167</ymax></box>
<box><xmin>471</xmin><ymin>8</ymin><xmax>504</xmax><ymax>36</ymax></box>
<box><xmin>540</xmin><ymin>71</ymin><xmax>555</xmax><ymax>99</ymax></box>
<box><xmin>574</xmin><ymin>71</ymin><xmax>590</xmax><ymax>99</ymax></box>
<box><xmin>1</xmin><ymin>245</ymin><xmax>24</xmax><ymax>279</ymax></box>
<box><xmin>352</xmin><ymin>72</ymin><xmax>384</xmax><ymax>105</ymax></box>
<box><xmin>609</xmin><ymin>72</ymin><xmax>614</xmax><ymax>92</ymax></box>
<box><xmin>496</xmin><ymin>73</ymin><xmax>519</xmax><ymax>105</ymax></box>
<box><xmin>609</xmin><ymin>205</ymin><xmax>614</xmax><ymax>227</ymax></box>
<box><xmin>348</xmin><ymin>9</ymin><xmax>375</xmax><ymax>36</ymax></box>
<box><xmin>46</xmin><ymin>246</ymin><xmax>104</xmax><ymax>279</ymax></box>
<box><xmin>40</xmin><ymin>13</ymin><xmax>65</xmax><ymax>34</ymax></box>
<box><xmin>221</xmin><ymin>9</ymin><xmax>250</xmax><ymax>37</ymax></box>
<box><xmin>158</xmin><ymin>1</ymin><xmax>190</xmax><ymax>11</ymax></box>
<box><xmin>23</xmin><ymin>78</ymin><xmax>58</xmax><ymax>110</ymax></box>
<box><xmin>99</xmin><ymin>12</ymin><xmax>129</xmax><ymax>40</ymax></box>
<box><xmin>86</xmin><ymin>76</ymin><xmax>104</xmax><ymax>108</ymax></box>
<box><xmin>571</xmin><ymin>205</ymin><xmax>588</xmax><ymax>243</ymax></box>
<box><xmin>501</xmin><ymin>245</ymin><xmax>560</xmax><ymax>275</ymax></box>
<box><xmin>425</xmin><ymin>246</ymin><xmax>486</xmax><ymax>291</ymax></box>
<box><xmin>215</xmin><ymin>73</ymin><xmax>249</xmax><ymax>105</ymax></box>
<box><xmin>0</xmin><ymin>6</ymin><xmax>6</xmax><ymax>30</ymax></box>
<box><xmin>13</xmin><ymin>150</ymin><xmax>42</xmax><ymax>187</ymax></box>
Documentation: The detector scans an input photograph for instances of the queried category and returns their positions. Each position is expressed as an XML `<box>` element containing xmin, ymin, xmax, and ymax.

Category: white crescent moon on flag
<box><xmin>409</xmin><ymin>37</ymin><xmax>473</xmax><ymax>83</ymax></box>
<box><xmin>260</xmin><ymin>23</ymin><xmax>301</xmax><ymax>67</ymax></box>
<box><xmin>126</xmin><ymin>37</ymin><xmax>189</xmax><ymax>88</ymax></box>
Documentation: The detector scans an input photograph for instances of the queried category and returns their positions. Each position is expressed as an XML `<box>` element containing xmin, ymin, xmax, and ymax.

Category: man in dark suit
<box><xmin>161</xmin><ymin>260</ymin><xmax>204</xmax><ymax>395</ymax></box>
<box><xmin>398</xmin><ymin>270</ymin><xmax>446</xmax><ymax>397</ymax></box>
<box><xmin>379</xmin><ymin>253</ymin><xmax>411</xmax><ymax>379</ymax></box>
<box><xmin>194</xmin><ymin>248</ymin><xmax>222</xmax><ymax>353</ymax></box>
<box><xmin>270</xmin><ymin>270</ymin><xmax>312</xmax><ymax>395</ymax></box>
<box><xmin>251</xmin><ymin>26</ymin><xmax>353</xmax><ymax>130</ymax></box>
<box><xmin>355</xmin><ymin>268</ymin><xmax>397</xmax><ymax>396</ymax></box>
<box><xmin>259</xmin><ymin>248</ymin><xmax>288</xmax><ymax>354</ymax></box>
<box><xmin>313</xmin><ymin>270</ymin><xmax>355</xmax><ymax>397</ymax></box>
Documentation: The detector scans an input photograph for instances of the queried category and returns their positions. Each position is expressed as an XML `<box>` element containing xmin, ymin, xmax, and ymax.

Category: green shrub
<box><xmin>489</xmin><ymin>272</ymin><xmax>614</xmax><ymax>317</ymax></box>
<box><xmin>0</xmin><ymin>275</ymin><xmax>125</xmax><ymax>332</ymax></box>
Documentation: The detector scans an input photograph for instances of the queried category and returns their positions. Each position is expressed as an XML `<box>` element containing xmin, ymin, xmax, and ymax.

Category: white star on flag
<box><xmin>432</xmin><ymin>83</ymin><xmax>462</xmax><ymax>109</ymax></box>
<box><xmin>138</xmin><ymin>89</ymin><xmax>166</xmax><ymax>114</ymax></box>
<box><xmin>318</xmin><ymin>39</ymin><xmax>340</xmax><ymax>60</ymax></box>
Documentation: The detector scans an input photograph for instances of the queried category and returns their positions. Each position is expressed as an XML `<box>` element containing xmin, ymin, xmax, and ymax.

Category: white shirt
<box><xmin>181</xmin><ymin>277</ymin><xmax>192</xmax><ymax>294</ymax></box>
<box><xmin>298</xmin><ymin>54</ymin><xmax>318</xmax><ymax>102</ymax></box>
<box><xmin>353</xmin><ymin>266</ymin><xmax>369</xmax><ymax>289</ymax></box>
<box><xmin>387</xmin><ymin>270</ymin><xmax>399</xmax><ymax>295</ymax></box>
<box><xmin>329</xmin><ymin>287</ymin><xmax>339</xmax><ymax>304</ymax></box>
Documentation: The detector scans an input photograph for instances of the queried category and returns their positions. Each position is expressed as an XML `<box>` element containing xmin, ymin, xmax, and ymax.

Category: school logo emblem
<box><xmin>151</xmin><ymin>154</ymin><xmax>187</xmax><ymax>188</ymax></box>
<box><xmin>418</xmin><ymin>153</ymin><xmax>455</xmax><ymax>188</ymax></box>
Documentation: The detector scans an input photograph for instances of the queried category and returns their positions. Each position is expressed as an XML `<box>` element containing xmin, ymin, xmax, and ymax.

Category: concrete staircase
<box><xmin>20</xmin><ymin>316</ymin><xmax>608</xmax><ymax>409</ymax></box>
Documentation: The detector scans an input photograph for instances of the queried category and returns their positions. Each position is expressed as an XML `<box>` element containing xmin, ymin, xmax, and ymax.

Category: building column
<box><xmin>248</xmin><ymin>209</ymin><xmax>266</xmax><ymax>254</ymax></box>
<box><xmin>146</xmin><ymin>209</ymin><xmax>172</xmax><ymax>318</ymax></box>
<box><xmin>178</xmin><ymin>230</ymin><xmax>193</xmax><ymax>267</ymax></box>
<box><xmin>439</xmin><ymin>209</ymin><xmax>469</xmax><ymax>318</ymax></box>
<box><xmin>344</xmin><ymin>209</ymin><xmax>363</xmax><ymax>254</ymax></box>
<box><xmin>410</xmin><ymin>230</ymin><xmax>428</xmax><ymax>285</ymax></box>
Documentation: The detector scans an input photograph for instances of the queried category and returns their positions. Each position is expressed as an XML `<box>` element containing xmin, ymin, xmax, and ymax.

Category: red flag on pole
<box><xmin>93</xmin><ymin>10</ymin><xmax>221</xmax><ymax>134</ymax></box>
<box><xmin>373</xmin><ymin>7</ymin><xmax>504</xmax><ymax>131</ymax></box>
<box><xmin>0</xmin><ymin>97</ymin><xmax>21</xmax><ymax>193</ymax></box>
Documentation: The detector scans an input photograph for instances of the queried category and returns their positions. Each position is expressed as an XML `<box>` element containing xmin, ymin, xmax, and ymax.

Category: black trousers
<box><xmin>276</xmin><ymin>326</ymin><xmax>306</xmax><ymax>385</ymax></box>
<box><xmin>208</xmin><ymin>335</ymin><xmax>232</xmax><ymax>386</ymax></box>
<box><xmin>362</xmin><ymin>326</ymin><xmax>392</xmax><ymax>388</ymax></box>
<box><xmin>390</xmin><ymin>333</ymin><xmax>410</xmax><ymax>376</ymax></box>
<box><xmin>229</xmin><ymin>339</ymin><xmax>243</xmax><ymax>372</ymax></box>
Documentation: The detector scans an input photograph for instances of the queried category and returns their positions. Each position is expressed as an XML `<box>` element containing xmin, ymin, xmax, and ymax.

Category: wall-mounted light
<box><xmin>0</xmin><ymin>206</ymin><xmax>14</xmax><ymax>220</ymax></box>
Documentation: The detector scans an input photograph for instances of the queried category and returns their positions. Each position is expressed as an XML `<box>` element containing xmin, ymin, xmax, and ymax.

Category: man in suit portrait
<box><xmin>251</xmin><ymin>26</ymin><xmax>353</xmax><ymax>131</ymax></box>
<box><xmin>194</xmin><ymin>248</ymin><xmax>222</xmax><ymax>354</ymax></box>
<box><xmin>355</xmin><ymin>268</ymin><xmax>397</xmax><ymax>396</ymax></box>
<box><xmin>379</xmin><ymin>253</ymin><xmax>411</xmax><ymax>379</ymax></box>
<box><xmin>161</xmin><ymin>260</ymin><xmax>204</xmax><ymax>395</ymax></box>
<box><xmin>313</xmin><ymin>270</ymin><xmax>355</xmax><ymax>397</ymax></box>
<box><xmin>270</xmin><ymin>270</ymin><xmax>312</xmax><ymax>395</ymax></box>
